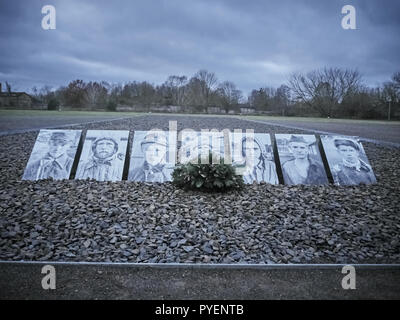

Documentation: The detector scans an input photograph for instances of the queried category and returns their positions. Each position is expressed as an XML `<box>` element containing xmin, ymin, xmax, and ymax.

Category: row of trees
<box><xmin>248</xmin><ymin>68</ymin><xmax>399</xmax><ymax>119</ymax></box>
<box><xmin>32</xmin><ymin>70</ymin><xmax>243</xmax><ymax>113</ymax></box>
<box><xmin>30</xmin><ymin>68</ymin><xmax>400</xmax><ymax>119</ymax></box>
<box><xmin>288</xmin><ymin>68</ymin><xmax>399</xmax><ymax>119</ymax></box>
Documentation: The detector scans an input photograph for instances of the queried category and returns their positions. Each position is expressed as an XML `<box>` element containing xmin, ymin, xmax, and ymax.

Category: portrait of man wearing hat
<box><xmin>331</xmin><ymin>138</ymin><xmax>376</xmax><ymax>185</ymax></box>
<box><xmin>77</xmin><ymin>136</ymin><xmax>124</xmax><ymax>181</ymax></box>
<box><xmin>129</xmin><ymin>131</ymin><xmax>172</xmax><ymax>182</ymax></box>
<box><xmin>281</xmin><ymin>135</ymin><xmax>328</xmax><ymax>185</ymax></box>
<box><xmin>23</xmin><ymin>131</ymin><xmax>76</xmax><ymax>180</ymax></box>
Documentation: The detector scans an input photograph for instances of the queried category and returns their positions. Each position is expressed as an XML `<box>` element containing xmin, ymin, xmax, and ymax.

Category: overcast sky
<box><xmin>0</xmin><ymin>0</ymin><xmax>399</xmax><ymax>96</ymax></box>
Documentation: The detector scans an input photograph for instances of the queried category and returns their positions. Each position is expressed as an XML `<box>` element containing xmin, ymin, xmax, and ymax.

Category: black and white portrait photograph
<box><xmin>321</xmin><ymin>135</ymin><xmax>377</xmax><ymax>185</ymax></box>
<box><xmin>276</xmin><ymin>134</ymin><xmax>328</xmax><ymax>185</ymax></box>
<box><xmin>230</xmin><ymin>132</ymin><xmax>278</xmax><ymax>184</ymax></box>
<box><xmin>178</xmin><ymin>131</ymin><xmax>226</xmax><ymax>164</ymax></box>
<box><xmin>22</xmin><ymin>130</ymin><xmax>81</xmax><ymax>180</ymax></box>
<box><xmin>75</xmin><ymin>130</ymin><xmax>129</xmax><ymax>181</ymax></box>
<box><xmin>128</xmin><ymin>130</ymin><xmax>177</xmax><ymax>182</ymax></box>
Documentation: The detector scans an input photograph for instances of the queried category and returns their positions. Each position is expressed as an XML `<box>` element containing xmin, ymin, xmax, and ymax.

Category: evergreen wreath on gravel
<box><xmin>172</xmin><ymin>152</ymin><xmax>244</xmax><ymax>192</ymax></box>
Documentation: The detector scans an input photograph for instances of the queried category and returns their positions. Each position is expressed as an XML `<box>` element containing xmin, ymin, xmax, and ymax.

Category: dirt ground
<box><xmin>1</xmin><ymin>112</ymin><xmax>399</xmax><ymax>145</ymax></box>
<box><xmin>0</xmin><ymin>111</ymin><xmax>136</xmax><ymax>135</ymax></box>
<box><xmin>242</xmin><ymin>117</ymin><xmax>400</xmax><ymax>145</ymax></box>
<box><xmin>0</xmin><ymin>262</ymin><xmax>399</xmax><ymax>300</ymax></box>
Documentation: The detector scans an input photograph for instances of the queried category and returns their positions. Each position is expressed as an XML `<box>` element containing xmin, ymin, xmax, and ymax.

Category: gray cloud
<box><xmin>0</xmin><ymin>0</ymin><xmax>399</xmax><ymax>95</ymax></box>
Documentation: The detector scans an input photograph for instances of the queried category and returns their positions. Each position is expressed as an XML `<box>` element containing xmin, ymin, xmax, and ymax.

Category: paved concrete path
<box><xmin>241</xmin><ymin>118</ymin><xmax>400</xmax><ymax>147</ymax></box>
<box><xmin>0</xmin><ymin>262</ymin><xmax>399</xmax><ymax>300</ymax></box>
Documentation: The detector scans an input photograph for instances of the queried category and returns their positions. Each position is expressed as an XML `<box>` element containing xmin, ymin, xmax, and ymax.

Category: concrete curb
<box><xmin>1</xmin><ymin>260</ymin><xmax>400</xmax><ymax>269</ymax></box>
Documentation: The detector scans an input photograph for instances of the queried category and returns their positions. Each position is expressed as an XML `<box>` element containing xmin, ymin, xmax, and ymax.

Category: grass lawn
<box><xmin>148</xmin><ymin>112</ymin><xmax>400</xmax><ymax>125</ymax></box>
<box><xmin>0</xmin><ymin>109</ymin><xmax>142</xmax><ymax>118</ymax></box>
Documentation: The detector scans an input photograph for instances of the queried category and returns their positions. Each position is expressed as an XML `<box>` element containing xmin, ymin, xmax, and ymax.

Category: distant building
<box><xmin>207</xmin><ymin>106</ymin><xmax>225</xmax><ymax>114</ymax></box>
<box><xmin>0</xmin><ymin>82</ymin><xmax>33</xmax><ymax>109</ymax></box>
<box><xmin>240</xmin><ymin>107</ymin><xmax>256</xmax><ymax>114</ymax></box>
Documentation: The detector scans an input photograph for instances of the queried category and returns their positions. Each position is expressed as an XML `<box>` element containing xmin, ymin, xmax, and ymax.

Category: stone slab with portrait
<box><xmin>75</xmin><ymin>130</ymin><xmax>129</xmax><ymax>182</ymax></box>
<box><xmin>321</xmin><ymin>135</ymin><xmax>377</xmax><ymax>185</ymax></box>
<box><xmin>22</xmin><ymin>129</ymin><xmax>378</xmax><ymax>186</ymax></box>
<box><xmin>178</xmin><ymin>131</ymin><xmax>226</xmax><ymax>164</ymax></box>
<box><xmin>230</xmin><ymin>132</ymin><xmax>278</xmax><ymax>184</ymax></box>
<box><xmin>22</xmin><ymin>129</ymin><xmax>82</xmax><ymax>181</ymax></box>
<box><xmin>128</xmin><ymin>130</ymin><xmax>177</xmax><ymax>182</ymax></box>
<box><xmin>276</xmin><ymin>134</ymin><xmax>329</xmax><ymax>185</ymax></box>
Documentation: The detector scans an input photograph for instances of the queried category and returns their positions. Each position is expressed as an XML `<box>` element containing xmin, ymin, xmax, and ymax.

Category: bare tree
<box><xmin>288</xmin><ymin>67</ymin><xmax>362</xmax><ymax>117</ymax></box>
<box><xmin>186</xmin><ymin>77</ymin><xmax>205</xmax><ymax>110</ymax></box>
<box><xmin>381</xmin><ymin>81</ymin><xmax>398</xmax><ymax>120</ymax></box>
<box><xmin>164</xmin><ymin>75</ymin><xmax>188</xmax><ymax>105</ymax></box>
<box><xmin>216</xmin><ymin>81</ymin><xmax>242</xmax><ymax>112</ymax></box>
<box><xmin>109</xmin><ymin>83</ymin><xmax>123</xmax><ymax>103</ymax></box>
<box><xmin>390</xmin><ymin>71</ymin><xmax>400</xmax><ymax>101</ymax></box>
<box><xmin>275</xmin><ymin>84</ymin><xmax>291</xmax><ymax>116</ymax></box>
<box><xmin>31</xmin><ymin>86</ymin><xmax>38</xmax><ymax>97</ymax></box>
<box><xmin>38</xmin><ymin>85</ymin><xmax>54</xmax><ymax>103</ymax></box>
<box><xmin>194</xmin><ymin>69</ymin><xmax>218</xmax><ymax>107</ymax></box>
<box><xmin>5</xmin><ymin>81</ymin><xmax>11</xmax><ymax>94</ymax></box>
<box><xmin>248</xmin><ymin>87</ymin><xmax>275</xmax><ymax>111</ymax></box>
<box><xmin>86</xmin><ymin>81</ymin><xmax>108</xmax><ymax>108</ymax></box>
<box><xmin>137</xmin><ymin>81</ymin><xmax>156</xmax><ymax>110</ymax></box>
<box><xmin>64</xmin><ymin>80</ymin><xmax>88</xmax><ymax>108</ymax></box>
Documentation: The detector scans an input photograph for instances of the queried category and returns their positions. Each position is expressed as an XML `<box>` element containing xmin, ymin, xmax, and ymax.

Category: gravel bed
<box><xmin>0</xmin><ymin>115</ymin><xmax>399</xmax><ymax>264</ymax></box>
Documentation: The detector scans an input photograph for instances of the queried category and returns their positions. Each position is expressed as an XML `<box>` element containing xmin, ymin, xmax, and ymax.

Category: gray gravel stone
<box><xmin>0</xmin><ymin>115</ymin><xmax>399</xmax><ymax>264</ymax></box>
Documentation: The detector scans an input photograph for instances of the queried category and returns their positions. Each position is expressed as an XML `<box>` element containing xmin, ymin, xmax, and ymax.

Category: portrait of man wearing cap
<box><xmin>129</xmin><ymin>131</ymin><xmax>173</xmax><ymax>182</ymax></box>
<box><xmin>77</xmin><ymin>136</ymin><xmax>124</xmax><ymax>181</ymax></box>
<box><xmin>331</xmin><ymin>138</ymin><xmax>376</xmax><ymax>185</ymax></box>
<box><xmin>281</xmin><ymin>135</ymin><xmax>328</xmax><ymax>185</ymax></box>
<box><xmin>23</xmin><ymin>131</ymin><xmax>78</xmax><ymax>180</ymax></box>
